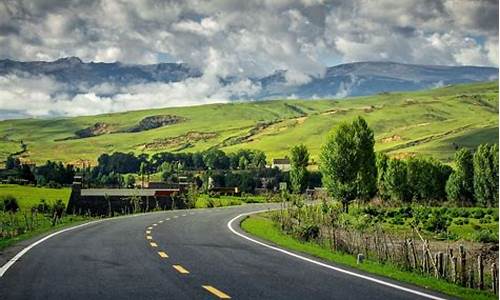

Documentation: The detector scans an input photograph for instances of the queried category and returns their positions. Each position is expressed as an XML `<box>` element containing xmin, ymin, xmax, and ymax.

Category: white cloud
<box><xmin>0</xmin><ymin>73</ymin><xmax>262</xmax><ymax>119</ymax></box>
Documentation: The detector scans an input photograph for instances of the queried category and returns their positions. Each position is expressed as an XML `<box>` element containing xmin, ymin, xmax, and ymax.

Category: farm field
<box><xmin>0</xmin><ymin>184</ymin><xmax>71</xmax><ymax>210</ymax></box>
<box><xmin>0</xmin><ymin>81</ymin><xmax>497</xmax><ymax>166</ymax></box>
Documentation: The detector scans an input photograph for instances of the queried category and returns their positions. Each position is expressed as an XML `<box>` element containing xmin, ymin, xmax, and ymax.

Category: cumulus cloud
<box><xmin>0</xmin><ymin>73</ymin><xmax>261</xmax><ymax>119</ymax></box>
<box><xmin>0</xmin><ymin>0</ymin><xmax>497</xmax><ymax>119</ymax></box>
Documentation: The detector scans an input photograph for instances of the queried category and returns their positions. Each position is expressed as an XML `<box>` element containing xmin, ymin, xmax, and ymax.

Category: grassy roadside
<box><xmin>0</xmin><ymin>215</ymin><xmax>93</xmax><ymax>250</ymax></box>
<box><xmin>241</xmin><ymin>213</ymin><xmax>496</xmax><ymax>300</ymax></box>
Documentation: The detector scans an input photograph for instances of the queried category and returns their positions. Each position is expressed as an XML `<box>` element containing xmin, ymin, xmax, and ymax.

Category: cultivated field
<box><xmin>0</xmin><ymin>81</ymin><xmax>497</xmax><ymax>166</ymax></box>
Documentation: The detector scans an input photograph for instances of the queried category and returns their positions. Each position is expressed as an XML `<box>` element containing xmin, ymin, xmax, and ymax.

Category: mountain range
<box><xmin>0</xmin><ymin>57</ymin><xmax>498</xmax><ymax>100</ymax></box>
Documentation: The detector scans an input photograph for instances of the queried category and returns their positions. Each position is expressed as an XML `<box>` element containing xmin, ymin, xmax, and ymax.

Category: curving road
<box><xmin>0</xmin><ymin>204</ymin><xmax>451</xmax><ymax>299</ymax></box>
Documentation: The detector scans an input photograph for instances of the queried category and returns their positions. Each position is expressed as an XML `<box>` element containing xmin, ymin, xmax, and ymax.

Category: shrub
<box><xmin>1</xmin><ymin>195</ymin><xmax>19</xmax><ymax>213</ymax></box>
<box><xmin>479</xmin><ymin>215</ymin><xmax>492</xmax><ymax>224</ymax></box>
<box><xmin>424</xmin><ymin>213</ymin><xmax>450</xmax><ymax>233</ymax></box>
<box><xmin>471</xmin><ymin>208</ymin><xmax>486</xmax><ymax>219</ymax></box>
<box><xmin>473</xmin><ymin>229</ymin><xmax>499</xmax><ymax>243</ymax></box>
<box><xmin>295</xmin><ymin>223</ymin><xmax>320</xmax><ymax>241</ymax></box>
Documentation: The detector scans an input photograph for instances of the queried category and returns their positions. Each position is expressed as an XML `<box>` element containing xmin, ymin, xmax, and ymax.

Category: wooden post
<box><xmin>422</xmin><ymin>242</ymin><xmax>428</xmax><ymax>273</ymax></box>
<box><xmin>477</xmin><ymin>255</ymin><xmax>484</xmax><ymax>290</ymax></box>
<box><xmin>409</xmin><ymin>240</ymin><xmax>418</xmax><ymax>270</ymax></box>
<box><xmin>459</xmin><ymin>244</ymin><xmax>467</xmax><ymax>286</ymax></box>
<box><xmin>434</xmin><ymin>253</ymin><xmax>440</xmax><ymax>278</ymax></box>
<box><xmin>469</xmin><ymin>267</ymin><xmax>475</xmax><ymax>289</ymax></box>
<box><xmin>491</xmin><ymin>263</ymin><xmax>498</xmax><ymax>294</ymax></box>
<box><xmin>437</xmin><ymin>252</ymin><xmax>444</xmax><ymax>278</ymax></box>
<box><xmin>451</xmin><ymin>256</ymin><xmax>458</xmax><ymax>283</ymax></box>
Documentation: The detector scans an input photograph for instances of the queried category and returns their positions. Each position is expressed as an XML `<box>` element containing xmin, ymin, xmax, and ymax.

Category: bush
<box><xmin>449</xmin><ymin>207</ymin><xmax>470</xmax><ymax>218</ymax></box>
<box><xmin>295</xmin><ymin>223</ymin><xmax>320</xmax><ymax>241</ymax></box>
<box><xmin>473</xmin><ymin>229</ymin><xmax>499</xmax><ymax>243</ymax></box>
<box><xmin>424</xmin><ymin>213</ymin><xmax>450</xmax><ymax>233</ymax></box>
<box><xmin>479</xmin><ymin>215</ymin><xmax>492</xmax><ymax>224</ymax></box>
<box><xmin>471</xmin><ymin>208</ymin><xmax>486</xmax><ymax>219</ymax></box>
<box><xmin>1</xmin><ymin>195</ymin><xmax>19</xmax><ymax>213</ymax></box>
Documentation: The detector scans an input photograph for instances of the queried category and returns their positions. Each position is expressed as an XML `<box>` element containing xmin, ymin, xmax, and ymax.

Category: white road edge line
<box><xmin>0</xmin><ymin>219</ymin><xmax>104</xmax><ymax>277</ymax></box>
<box><xmin>227</xmin><ymin>210</ymin><xmax>447</xmax><ymax>300</ymax></box>
<box><xmin>0</xmin><ymin>209</ymin><xmax>175</xmax><ymax>278</ymax></box>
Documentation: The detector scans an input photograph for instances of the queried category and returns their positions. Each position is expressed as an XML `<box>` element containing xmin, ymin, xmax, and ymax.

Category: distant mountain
<box><xmin>256</xmin><ymin>61</ymin><xmax>499</xmax><ymax>99</ymax></box>
<box><xmin>0</xmin><ymin>57</ymin><xmax>497</xmax><ymax>99</ymax></box>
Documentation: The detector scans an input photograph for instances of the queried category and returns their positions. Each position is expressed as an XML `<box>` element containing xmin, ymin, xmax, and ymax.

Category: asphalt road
<box><xmin>0</xmin><ymin>203</ymin><xmax>451</xmax><ymax>299</ymax></box>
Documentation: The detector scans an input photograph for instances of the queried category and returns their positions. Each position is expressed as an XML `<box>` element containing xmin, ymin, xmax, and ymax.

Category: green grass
<box><xmin>0</xmin><ymin>214</ymin><xmax>92</xmax><ymax>250</ymax></box>
<box><xmin>241</xmin><ymin>214</ymin><xmax>497</xmax><ymax>300</ymax></box>
<box><xmin>194</xmin><ymin>194</ymin><xmax>267</xmax><ymax>208</ymax></box>
<box><xmin>0</xmin><ymin>184</ymin><xmax>71</xmax><ymax>210</ymax></box>
<box><xmin>0</xmin><ymin>81</ymin><xmax>497</xmax><ymax>166</ymax></box>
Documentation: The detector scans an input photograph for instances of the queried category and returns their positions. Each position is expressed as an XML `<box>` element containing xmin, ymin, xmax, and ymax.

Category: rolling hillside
<box><xmin>0</xmin><ymin>81</ymin><xmax>497</xmax><ymax>166</ymax></box>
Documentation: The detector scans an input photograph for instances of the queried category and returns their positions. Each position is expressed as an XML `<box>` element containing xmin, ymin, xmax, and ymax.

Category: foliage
<box><xmin>1</xmin><ymin>195</ymin><xmax>19</xmax><ymax>213</ymax></box>
<box><xmin>384</xmin><ymin>159</ymin><xmax>409</xmax><ymax>202</ymax></box>
<box><xmin>446</xmin><ymin>148</ymin><xmax>475</xmax><ymax>205</ymax></box>
<box><xmin>290</xmin><ymin>144</ymin><xmax>309</xmax><ymax>194</ymax></box>
<box><xmin>352</xmin><ymin>117</ymin><xmax>377</xmax><ymax>200</ymax></box>
<box><xmin>320</xmin><ymin>117</ymin><xmax>377</xmax><ymax>210</ymax></box>
<box><xmin>473</xmin><ymin>143</ymin><xmax>499</xmax><ymax>207</ymax></box>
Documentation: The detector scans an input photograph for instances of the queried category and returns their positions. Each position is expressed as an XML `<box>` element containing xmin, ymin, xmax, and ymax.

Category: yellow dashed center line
<box><xmin>158</xmin><ymin>251</ymin><xmax>169</xmax><ymax>258</ymax></box>
<box><xmin>173</xmin><ymin>216</ymin><xmax>178</xmax><ymax>218</ymax></box>
<box><xmin>146</xmin><ymin>235</ymin><xmax>153</xmax><ymax>240</ymax></box>
<box><xmin>146</xmin><ymin>230</ymin><xmax>151</xmax><ymax>234</ymax></box>
<box><xmin>153</xmin><ymin>224</ymin><xmax>158</xmax><ymax>226</ymax></box>
<box><xmin>147</xmin><ymin>226</ymin><xmax>153</xmax><ymax>230</ymax></box>
<box><xmin>202</xmin><ymin>285</ymin><xmax>231</xmax><ymax>299</ymax></box>
<box><xmin>150</xmin><ymin>242</ymin><xmax>158</xmax><ymax>247</ymax></box>
<box><xmin>166</xmin><ymin>218</ymin><xmax>170</xmax><ymax>220</ymax></box>
<box><xmin>172</xmin><ymin>265</ymin><xmax>189</xmax><ymax>274</ymax></box>
<box><xmin>182</xmin><ymin>214</ymin><xmax>187</xmax><ymax>217</ymax></box>
<box><xmin>159</xmin><ymin>220</ymin><xmax>163</xmax><ymax>223</ymax></box>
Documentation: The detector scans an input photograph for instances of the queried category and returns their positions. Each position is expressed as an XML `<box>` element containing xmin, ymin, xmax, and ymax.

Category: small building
<box><xmin>67</xmin><ymin>177</ymin><xmax>183</xmax><ymax>216</ymax></box>
<box><xmin>272</xmin><ymin>158</ymin><xmax>291</xmax><ymax>171</ymax></box>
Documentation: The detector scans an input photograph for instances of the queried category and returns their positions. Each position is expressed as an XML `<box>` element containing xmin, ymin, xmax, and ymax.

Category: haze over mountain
<box><xmin>0</xmin><ymin>57</ymin><xmax>497</xmax><ymax>120</ymax></box>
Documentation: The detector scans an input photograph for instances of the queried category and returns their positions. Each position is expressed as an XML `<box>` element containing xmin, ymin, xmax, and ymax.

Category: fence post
<box><xmin>477</xmin><ymin>255</ymin><xmax>484</xmax><ymax>290</ymax></box>
<box><xmin>437</xmin><ymin>252</ymin><xmax>444</xmax><ymax>278</ymax></box>
<box><xmin>492</xmin><ymin>263</ymin><xmax>498</xmax><ymax>294</ymax></box>
<box><xmin>459</xmin><ymin>244</ymin><xmax>467</xmax><ymax>286</ymax></box>
<box><xmin>422</xmin><ymin>242</ymin><xmax>428</xmax><ymax>273</ymax></box>
<box><xmin>468</xmin><ymin>267</ymin><xmax>475</xmax><ymax>289</ymax></box>
<box><xmin>451</xmin><ymin>256</ymin><xmax>458</xmax><ymax>283</ymax></box>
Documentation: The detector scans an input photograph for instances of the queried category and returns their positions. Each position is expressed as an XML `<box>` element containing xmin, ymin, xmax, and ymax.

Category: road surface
<box><xmin>0</xmin><ymin>203</ymin><xmax>450</xmax><ymax>299</ymax></box>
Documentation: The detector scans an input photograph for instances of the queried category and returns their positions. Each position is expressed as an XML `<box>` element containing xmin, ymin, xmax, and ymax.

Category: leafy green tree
<box><xmin>384</xmin><ymin>158</ymin><xmax>409</xmax><ymax>202</ymax></box>
<box><xmin>290</xmin><ymin>144</ymin><xmax>309</xmax><ymax>194</ymax></box>
<box><xmin>125</xmin><ymin>174</ymin><xmax>136</xmax><ymax>188</ymax></box>
<box><xmin>252</xmin><ymin>150</ymin><xmax>267</xmax><ymax>169</ymax></box>
<box><xmin>375</xmin><ymin>152</ymin><xmax>390</xmax><ymax>200</ymax></box>
<box><xmin>406</xmin><ymin>158</ymin><xmax>450</xmax><ymax>202</ymax></box>
<box><xmin>446</xmin><ymin>148</ymin><xmax>474</xmax><ymax>205</ymax></box>
<box><xmin>238</xmin><ymin>156</ymin><xmax>249</xmax><ymax>170</ymax></box>
<box><xmin>473</xmin><ymin>144</ymin><xmax>499</xmax><ymax>207</ymax></box>
<box><xmin>352</xmin><ymin>117</ymin><xmax>377</xmax><ymax>200</ymax></box>
<box><xmin>320</xmin><ymin>122</ymin><xmax>359</xmax><ymax>212</ymax></box>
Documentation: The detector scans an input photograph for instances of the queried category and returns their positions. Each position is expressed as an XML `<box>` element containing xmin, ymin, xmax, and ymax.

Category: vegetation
<box><xmin>0</xmin><ymin>81</ymin><xmax>497</xmax><ymax>166</ymax></box>
<box><xmin>320</xmin><ymin>117</ymin><xmax>376</xmax><ymax>212</ymax></box>
<box><xmin>242</xmin><ymin>214</ymin><xmax>497</xmax><ymax>300</ymax></box>
<box><xmin>290</xmin><ymin>144</ymin><xmax>309</xmax><ymax>194</ymax></box>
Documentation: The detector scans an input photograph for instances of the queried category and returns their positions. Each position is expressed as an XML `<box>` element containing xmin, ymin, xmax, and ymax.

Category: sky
<box><xmin>0</xmin><ymin>0</ymin><xmax>498</xmax><ymax>119</ymax></box>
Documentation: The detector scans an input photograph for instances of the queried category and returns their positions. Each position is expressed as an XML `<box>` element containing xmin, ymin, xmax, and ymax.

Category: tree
<box><xmin>125</xmin><ymin>174</ymin><xmax>136</xmax><ymax>188</ymax></box>
<box><xmin>5</xmin><ymin>156</ymin><xmax>21</xmax><ymax>170</ymax></box>
<box><xmin>320</xmin><ymin>121</ymin><xmax>359</xmax><ymax>212</ymax></box>
<box><xmin>375</xmin><ymin>152</ymin><xmax>390</xmax><ymax>200</ymax></box>
<box><xmin>384</xmin><ymin>158</ymin><xmax>409</xmax><ymax>202</ymax></box>
<box><xmin>446</xmin><ymin>148</ymin><xmax>474</xmax><ymax>206</ymax></box>
<box><xmin>352</xmin><ymin>117</ymin><xmax>377</xmax><ymax>200</ymax></box>
<box><xmin>252</xmin><ymin>151</ymin><xmax>267</xmax><ymax>169</ymax></box>
<box><xmin>406</xmin><ymin>158</ymin><xmax>451</xmax><ymax>202</ymax></box>
<box><xmin>473</xmin><ymin>144</ymin><xmax>499</xmax><ymax>207</ymax></box>
<box><xmin>290</xmin><ymin>144</ymin><xmax>309</xmax><ymax>194</ymax></box>
<box><xmin>140</xmin><ymin>162</ymin><xmax>146</xmax><ymax>188</ymax></box>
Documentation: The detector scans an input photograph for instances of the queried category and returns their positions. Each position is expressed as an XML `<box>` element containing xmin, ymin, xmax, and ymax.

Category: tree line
<box><xmin>310</xmin><ymin>116</ymin><xmax>498</xmax><ymax>210</ymax></box>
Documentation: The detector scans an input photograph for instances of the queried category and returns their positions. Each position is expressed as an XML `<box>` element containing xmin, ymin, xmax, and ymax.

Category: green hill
<box><xmin>0</xmin><ymin>81</ymin><xmax>497</xmax><ymax>166</ymax></box>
